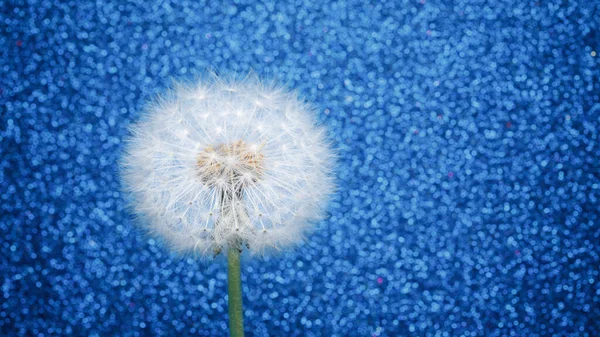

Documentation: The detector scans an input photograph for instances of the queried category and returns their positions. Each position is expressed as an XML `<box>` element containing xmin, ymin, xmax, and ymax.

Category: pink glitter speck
<box><xmin>377</xmin><ymin>277</ymin><xmax>383</xmax><ymax>284</ymax></box>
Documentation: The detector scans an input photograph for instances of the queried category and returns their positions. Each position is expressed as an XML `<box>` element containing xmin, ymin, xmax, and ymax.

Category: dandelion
<box><xmin>120</xmin><ymin>73</ymin><xmax>335</xmax><ymax>336</ymax></box>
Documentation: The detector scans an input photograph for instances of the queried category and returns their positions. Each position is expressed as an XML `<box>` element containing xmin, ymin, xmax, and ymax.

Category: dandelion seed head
<box><xmin>121</xmin><ymin>74</ymin><xmax>335</xmax><ymax>258</ymax></box>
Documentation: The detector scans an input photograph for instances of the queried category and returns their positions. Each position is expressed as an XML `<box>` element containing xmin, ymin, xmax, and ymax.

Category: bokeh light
<box><xmin>1</xmin><ymin>1</ymin><xmax>599</xmax><ymax>336</ymax></box>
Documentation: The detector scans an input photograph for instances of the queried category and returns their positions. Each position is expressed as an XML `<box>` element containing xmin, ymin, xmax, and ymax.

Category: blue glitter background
<box><xmin>2</xmin><ymin>0</ymin><xmax>600</xmax><ymax>336</ymax></box>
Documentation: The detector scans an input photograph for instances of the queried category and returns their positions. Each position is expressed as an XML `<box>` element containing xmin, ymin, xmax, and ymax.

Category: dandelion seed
<box><xmin>120</xmin><ymin>73</ymin><xmax>335</xmax><ymax>258</ymax></box>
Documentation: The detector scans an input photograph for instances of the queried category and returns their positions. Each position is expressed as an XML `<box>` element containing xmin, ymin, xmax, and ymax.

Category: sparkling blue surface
<box><xmin>2</xmin><ymin>1</ymin><xmax>600</xmax><ymax>336</ymax></box>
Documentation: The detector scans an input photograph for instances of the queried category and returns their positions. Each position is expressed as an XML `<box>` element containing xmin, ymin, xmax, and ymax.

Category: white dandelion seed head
<box><xmin>120</xmin><ymin>74</ymin><xmax>335</xmax><ymax>258</ymax></box>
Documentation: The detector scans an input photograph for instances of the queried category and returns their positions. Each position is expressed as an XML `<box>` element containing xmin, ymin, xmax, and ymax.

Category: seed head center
<box><xmin>197</xmin><ymin>140</ymin><xmax>265</xmax><ymax>186</ymax></box>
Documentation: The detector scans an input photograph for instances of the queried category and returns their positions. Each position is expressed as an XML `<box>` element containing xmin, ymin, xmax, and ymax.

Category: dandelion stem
<box><xmin>227</xmin><ymin>247</ymin><xmax>244</xmax><ymax>337</ymax></box>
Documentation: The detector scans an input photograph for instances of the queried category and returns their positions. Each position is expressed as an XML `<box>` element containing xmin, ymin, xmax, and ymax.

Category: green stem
<box><xmin>227</xmin><ymin>248</ymin><xmax>244</xmax><ymax>337</ymax></box>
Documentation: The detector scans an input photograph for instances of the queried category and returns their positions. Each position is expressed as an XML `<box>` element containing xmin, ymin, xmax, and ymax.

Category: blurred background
<box><xmin>1</xmin><ymin>0</ymin><xmax>599</xmax><ymax>336</ymax></box>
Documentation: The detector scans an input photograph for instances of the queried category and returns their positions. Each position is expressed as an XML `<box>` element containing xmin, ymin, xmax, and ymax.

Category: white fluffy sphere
<box><xmin>121</xmin><ymin>75</ymin><xmax>335</xmax><ymax>257</ymax></box>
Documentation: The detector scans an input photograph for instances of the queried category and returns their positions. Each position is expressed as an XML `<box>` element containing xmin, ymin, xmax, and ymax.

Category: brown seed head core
<box><xmin>196</xmin><ymin>140</ymin><xmax>265</xmax><ymax>186</ymax></box>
